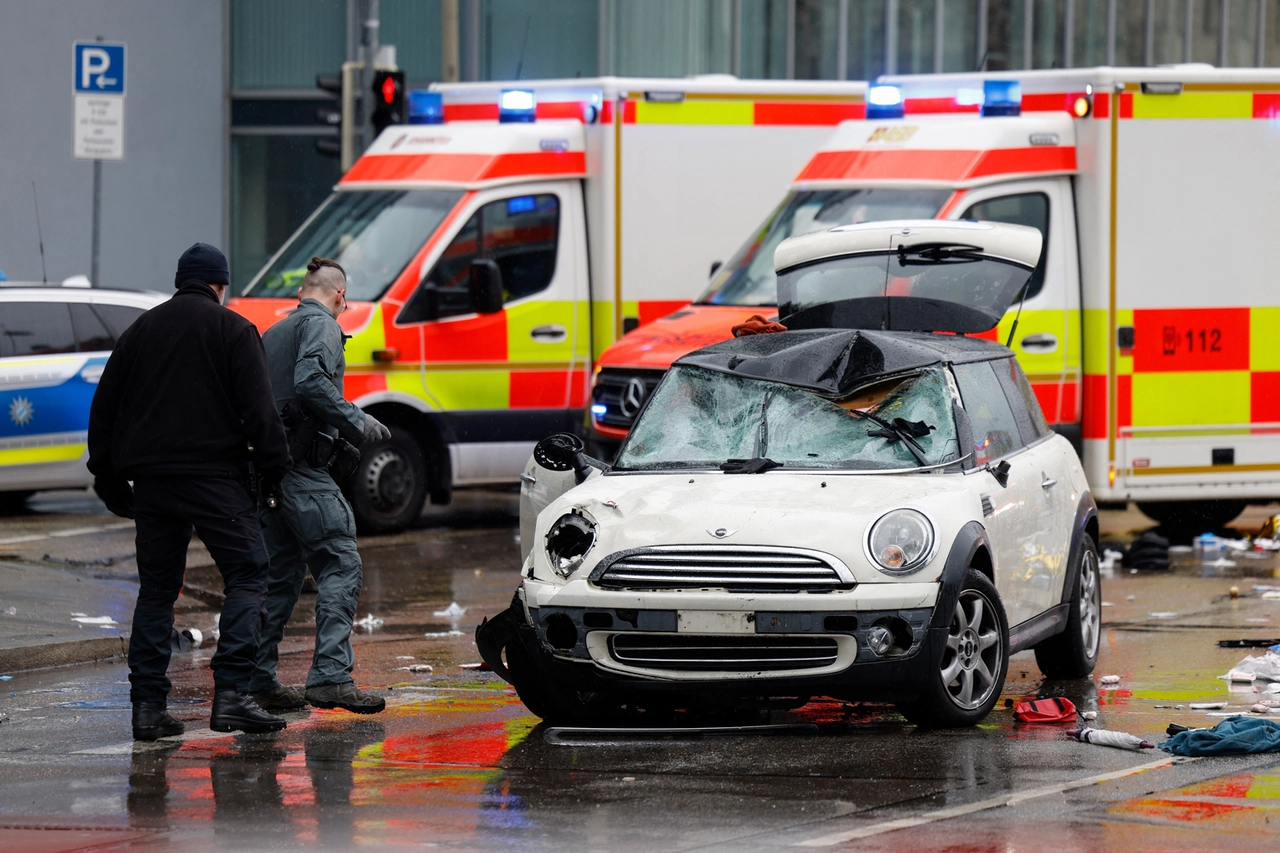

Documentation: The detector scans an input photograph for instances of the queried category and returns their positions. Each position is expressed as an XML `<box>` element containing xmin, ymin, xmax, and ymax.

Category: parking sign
<box><xmin>74</xmin><ymin>42</ymin><xmax>125</xmax><ymax>94</ymax></box>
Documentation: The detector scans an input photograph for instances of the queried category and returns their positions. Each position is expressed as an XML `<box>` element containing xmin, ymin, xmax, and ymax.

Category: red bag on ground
<box><xmin>1013</xmin><ymin>697</ymin><xmax>1077</xmax><ymax>722</ymax></box>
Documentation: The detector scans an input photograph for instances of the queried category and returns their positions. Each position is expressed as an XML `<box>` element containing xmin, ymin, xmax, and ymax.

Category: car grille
<box><xmin>591</xmin><ymin>368</ymin><xmax>667</xmax><ymax>430</ymax></box>
<box><xmin>591</xmin><ymin>546</ymin><xmax>854</xmax><ymax>592</ymax></box>
<box><xmin>608</xmin><ymin>634</ymin><xmax>840</xmax><ymax>672</ymax></box>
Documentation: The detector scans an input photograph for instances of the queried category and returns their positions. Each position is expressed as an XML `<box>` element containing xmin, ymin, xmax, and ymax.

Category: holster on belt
<box><xmin>281</xmin><ymin>401</ymin><xmax>361</xmax><ymax>479</ymax></box>
<box><xmin>328</xmin><ymin>437</ymin><xmax>361</xmax><ymax>483</ymax></box>
<box><xmin>281</xmin><ymin>401</ymin><xmax>320</xmax><ymax>465</ymax></box>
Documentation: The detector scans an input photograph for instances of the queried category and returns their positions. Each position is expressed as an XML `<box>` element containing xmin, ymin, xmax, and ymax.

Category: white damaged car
<box><xmin>477</xmin><ymin>221</ymin><xmax>1101</xmax><ymax>727</ymax></box>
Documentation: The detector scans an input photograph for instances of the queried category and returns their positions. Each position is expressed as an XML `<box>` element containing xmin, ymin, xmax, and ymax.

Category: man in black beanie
<box><xmin>89</xmin><ymin>242</ymin><xmax>293</xmax><ymax>739</ymax></box>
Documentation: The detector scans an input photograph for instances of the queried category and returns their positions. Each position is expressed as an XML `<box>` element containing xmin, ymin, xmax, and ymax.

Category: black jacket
<box><xmin>88</xmin><ymin>282</ymin><xmax>290</xmax><ymax>480</ymax></box>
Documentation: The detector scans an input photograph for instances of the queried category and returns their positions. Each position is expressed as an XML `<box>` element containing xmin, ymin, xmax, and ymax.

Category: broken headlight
<box><xmin>544</xmin><ymin>511</ymin><xmax>597</xmax><ymax>578</ymax></box>
<box><xmin>867</xmin><ymin>509</ymin><xmax>934</xmax><ymax>575</ymax></box>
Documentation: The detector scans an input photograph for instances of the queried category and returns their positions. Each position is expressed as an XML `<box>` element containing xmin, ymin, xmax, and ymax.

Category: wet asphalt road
<box><xmin>2</xmin><ymin>492</ymin><xmax>1280</xmax><ymax>851</ymax></box>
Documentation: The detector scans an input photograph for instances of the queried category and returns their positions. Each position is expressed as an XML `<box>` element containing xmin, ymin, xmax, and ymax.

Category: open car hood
<box><xmin>773</xmin><ymin>220</ymin><xmax>1043</xmax><ymax>334</ymax></box>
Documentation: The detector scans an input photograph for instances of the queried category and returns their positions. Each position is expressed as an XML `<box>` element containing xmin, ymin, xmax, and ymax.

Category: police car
<box><xmin>478</xmin><ymin>221</ymin><xmax>1101</xmax><ymax>727</ymax></box>
<box><xmin>0</xmin><ymin>282</ymin><xmax>167</xmax><ymax>511</ymax></box>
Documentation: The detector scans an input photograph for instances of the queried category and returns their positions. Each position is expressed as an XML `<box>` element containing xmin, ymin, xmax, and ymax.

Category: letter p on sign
<box><xmin>74</xmin><ymin>43</ymin><xmax>125</xmax><ymax>95</ymax></box>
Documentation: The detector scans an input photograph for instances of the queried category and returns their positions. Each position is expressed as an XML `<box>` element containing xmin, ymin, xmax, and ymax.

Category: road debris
<box><xmin>1013</xmin><ymin>697</ymin><xmax>1077</xmax><ymax>722</ymax></box>
<box><xmin>433</xmin><ymin>602</ymin><xmax>467</xmax><ymax>620</ymax></box>
<box><xmin>70</xmin><ymin>613</ymin><xmax>117</xmax><ymax>625</ymax></box>
<box><xmin>354</xmin><ymin>614</ymin><xmax>384</xmax><ymax>631</ymax></box>
<box><xmin>1080</xmin><ymin>711</ymin><xmax>1098</xmax><ymax>721</ymax></box>
<box><xmin>1189</xmin><ymin>702</ymin><xmax>1228</xmax><ymax>710</ymax></box>
<box><xmin>1149</xmin><ymin>612</ymin><xmax>1178</xmax><ymax>619</ymax></box>
<box><xmin>1218</xmin><ymin>639</ymin><xmax>1280</xmax><ymax>648</ymax></box>
<box><xmin>396</xmin><ymin>664</ymin><xmax>433</xmax><ymax>674</ymax></box>
<box><xmin>1161</xmin><ymin>716</ymin><xmax>1280</xmax><ymax>756</ymax></box>
<box><xmin>1220</xmin><ymin>651</ymin><xmax>1280</xmax><ymax>682</ymax></box>
<box><xmin>1067</xmin><ymin>728</ymin><xmax>1155</xmax><ymax>750</ymax></box>
<box><xmin>1099</xmin><ymin>674</ymin><xmax>1121</xmax><ymax>685</ymax></box>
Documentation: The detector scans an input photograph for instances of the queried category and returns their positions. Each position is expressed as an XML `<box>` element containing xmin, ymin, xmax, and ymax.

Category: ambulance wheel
<box><xmin>898</xmin><ymin>570</ymin><xmax>1009</xmax><ymax>728</ymax></box>
<box><xmin>1137</xmin><ymin>500</ymin><xmax>1246</xmax><ymax>531</ymax></box>
<box><xmin>1034</xmin><ymin>537</ymin><xmax>1101</xmax><ymax>679</ymax></box>
<box><xmin>346</xmin><ymin>425</ymin><xmax>428</xmax><ymax>534</ymax></box>
<box><xmin>0</xmin><ymin>491</ymin><xmax>33</xmax><ymax>514</ymax></box>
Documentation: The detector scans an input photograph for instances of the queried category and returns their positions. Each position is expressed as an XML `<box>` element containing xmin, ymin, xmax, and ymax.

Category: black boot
<box><xmin>210</xmin><ymin>690</ymin><xmax>287</xmax><ymax>734</ymax></box>
<box><xmin>132</xmin><ymin>701</ymin><xmax>185</xmax><ymax>741</ymax></box>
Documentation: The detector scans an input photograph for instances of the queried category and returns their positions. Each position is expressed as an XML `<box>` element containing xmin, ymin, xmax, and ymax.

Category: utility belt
<box><xmin>280</xmin><ymin>401</ymin><xmax>362</xmax><ymax>483</ymax></box>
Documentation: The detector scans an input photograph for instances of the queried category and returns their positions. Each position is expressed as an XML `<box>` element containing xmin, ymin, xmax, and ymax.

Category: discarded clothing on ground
<box><xmin>1013</xmin><ymin>697</ymin><xmax>1077</xmax><ymax>723</ymax></box>
<box><xmin>1125</xmin><ymin>531</ymin><xmax>1170</xmax><ymax>570</ymax></box>
<box><xmin>1160</xmin><ymin>716</ymin><xmax>1280</xmax><ymax>756</ymax></box>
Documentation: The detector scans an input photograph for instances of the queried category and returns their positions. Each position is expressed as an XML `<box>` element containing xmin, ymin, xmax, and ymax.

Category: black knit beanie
<box><xmin>174</xmin><ymin>242</ymin><xmax>230</xmax><ymax>288</ymax></box>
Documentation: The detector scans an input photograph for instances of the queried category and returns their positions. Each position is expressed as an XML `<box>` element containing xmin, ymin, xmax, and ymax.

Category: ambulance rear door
<box><xmin>948</xmin><ymin>177</ymin><xmax>1081</xmax><ymax>441</ymax></box>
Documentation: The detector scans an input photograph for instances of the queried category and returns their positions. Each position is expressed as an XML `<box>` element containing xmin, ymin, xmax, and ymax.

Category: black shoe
<box><xmin>305</xmin><ymin>682</ymin><xmax>386</xmax><ymax>714</ymax></box>
<box><xmin>210</xmin><ymin>690</ymin><xmax>287</xmax><ymax>733</ymax></box>
<box><xmin>251</xmin><ymin>684</ymin><xmax>308</xmax><ymax>712</ymax></box>
<box><xmin>132</xmin><ymin>702</ymin><xmax>185</xmax><ymax>741</ymax></box>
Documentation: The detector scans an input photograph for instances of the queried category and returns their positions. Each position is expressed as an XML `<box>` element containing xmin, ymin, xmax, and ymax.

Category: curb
<box><xmin>0</xmin><ymin>636</ymin><xmax>129</xmax><ymax>674</ymax></box>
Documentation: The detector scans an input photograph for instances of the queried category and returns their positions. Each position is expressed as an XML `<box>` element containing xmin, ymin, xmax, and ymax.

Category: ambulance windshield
<box><xmin>697</xmin><ymin>189</ymin><xmax>951</xmax><ymax>307</ymax></box>
<box><xmin>239</xmin><ymin>189</ymin><xmax>464</xmax><ymax>301</ymax></box>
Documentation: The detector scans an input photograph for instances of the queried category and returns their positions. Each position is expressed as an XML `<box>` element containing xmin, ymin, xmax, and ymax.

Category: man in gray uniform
<box><xmin>250</xmin><ymin>256</ymin><xmax>391</xmax><ymax>713</ymax></box>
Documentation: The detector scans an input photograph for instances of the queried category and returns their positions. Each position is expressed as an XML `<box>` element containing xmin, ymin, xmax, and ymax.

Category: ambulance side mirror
<box><xmin>469</xmin><ymin>259</ymin><xmax>505</xmax><ymax>314</ymax></box>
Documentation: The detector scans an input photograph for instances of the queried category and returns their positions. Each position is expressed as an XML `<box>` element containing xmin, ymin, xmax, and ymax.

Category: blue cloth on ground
<box><xmin>1160</xmin><ymin>716</ymin><xmax>1280</xmax><ymax>756</ymax></box>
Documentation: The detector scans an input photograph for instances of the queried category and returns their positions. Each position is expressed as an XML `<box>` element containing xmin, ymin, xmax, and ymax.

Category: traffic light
<box><xmin>371</xmin><ymin>70</ymin><xmax>406</xmax><ymax>137</ymax></box>
<box><xmin>314</xmin><ymin>72</ymin><xmax>344</xmax><ymax>159</ymax></box>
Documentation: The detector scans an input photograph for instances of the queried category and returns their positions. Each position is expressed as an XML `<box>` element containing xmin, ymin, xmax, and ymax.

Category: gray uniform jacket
<box><xmin>262</xmin><ymin>299</ymin><xmax>367</xmax><ymax>484</ymax></box>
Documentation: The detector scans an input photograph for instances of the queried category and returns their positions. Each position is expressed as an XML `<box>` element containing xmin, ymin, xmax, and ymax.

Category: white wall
<box><xmin>0</xmin><ymin>0</ymin><xmax>226</xmax><ymax>290</ymax></box>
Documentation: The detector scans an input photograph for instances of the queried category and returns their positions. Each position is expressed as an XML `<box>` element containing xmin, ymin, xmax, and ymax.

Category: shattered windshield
<box><xmin>614</xmin><ymin>365</ymin><xmax>960</xmax><ymax>472</ymax></box>
<box><xmin>696</xmin><ymin>189</ymin><xmax>952</xmax><ymax>308</ymax></box>
<box><xmin>239</xmin><ymin>190</ymin><xmax>463</xmax><ymax>301</ymax></box>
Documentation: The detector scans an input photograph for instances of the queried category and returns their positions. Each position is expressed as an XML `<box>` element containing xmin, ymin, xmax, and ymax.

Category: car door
<box><xmin>953</xmin><ymin>358</ymin><xmax>1046</xmax><ymax>628</ymax></box>
<box><xmin>950</xmin><ymin>178</ymin><xmax>1080</xmax><ymax>430</ymax></box>
<box><xmin>396</xmin><ymin>182</ymin><xmax>588</xmax><ymax>485</ymax></box>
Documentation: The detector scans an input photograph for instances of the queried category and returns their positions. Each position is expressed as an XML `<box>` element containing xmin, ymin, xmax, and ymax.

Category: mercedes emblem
<box><xmin>618</xmin><ymin>376</ymin><xmax>648</xmax><ymax>418</ymax></box>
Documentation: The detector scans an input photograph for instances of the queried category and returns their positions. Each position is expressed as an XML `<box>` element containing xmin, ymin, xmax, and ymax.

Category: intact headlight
<box><xmin>544</xmin><ymin>511</ymin><xmax>596</xmax><ymax>578</ymax></box>
<box><xmin>867</xmin><ymin>509</ymin><xmax>935</xmax><ymax>575</ymax></box>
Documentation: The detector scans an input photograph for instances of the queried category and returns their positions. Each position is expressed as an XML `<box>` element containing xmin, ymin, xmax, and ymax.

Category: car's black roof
<box><xmin>674</xmin><ymin>328</ymin><xmax>1010</xmax><ymax>398</ymax></box>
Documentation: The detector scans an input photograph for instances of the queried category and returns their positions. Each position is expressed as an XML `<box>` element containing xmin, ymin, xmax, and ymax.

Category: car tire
<box><xmin>898</xmin><ymin>569</ymin><xmax>1009</xmax><ymax>728</ymax></box>
<box><xmin>1034</xmin><ymin>537</ymin><xmax>1102</xmax><ymax>679</ymax></box>
<box><xmin>1137</xmin><ymin>499</ymin><xmax>1246</xmax><ymax>531</ymax></box>
<box><xmin>344</xmin><ymin>425</ymin><xmax>429</xmax><ymax>534</ymax></box>
<box><xmin>0</xmin><ymin>491</ymin><xmax>33</xmax><ymax>514</ymax></box>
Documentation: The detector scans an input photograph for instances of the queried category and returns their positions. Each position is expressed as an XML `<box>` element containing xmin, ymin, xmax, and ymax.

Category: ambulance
<box><xmin>229</xmin><ymin>76</ymin><xmax>866</xmax><ymax>531</ymax></box>
<box><xmin>589</xmin><ymin>65</ymin><xmax>1280</xmax><ymax>530</ymax></box>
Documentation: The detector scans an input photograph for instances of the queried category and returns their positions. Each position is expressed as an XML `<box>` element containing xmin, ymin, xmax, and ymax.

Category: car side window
<box><xmin>960</xmin><ymin>192</ymin><xmax>1049</xmax><ymax>300</ymax></box>
<box><xmin>993</xmin><ymin>356</ymin><xmax>1050</xmax><ymax>443</ymax></box>
<box><xmin>0</xmin><ymin>302</ymin><xmax>77</xmax><ymax>358</ymax></box>
<box><xmin>400</xmin><ymin>193</ymin><xmax>560</xmax><ymax>324</ymax></box>
<box><xmin>91</xmin><ymin>303</ymin><xmax>146</xmax><ymax>339</ymax></box>
<box><xmin>69</xmin><ymin>303</ymin><xmax>115</xmax><ymax>352</ymax></box>
<box><xmin>952</xmin><ymin>360</ymin><xmax>1024</xmax><ymax>465</ymax></box>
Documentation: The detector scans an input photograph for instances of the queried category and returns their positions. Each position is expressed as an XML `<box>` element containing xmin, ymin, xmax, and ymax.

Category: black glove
<box><xmin>361</xmin><ymin>413</ymin><xmax>391</xmax><ymax>445</ymax></box>
<box><xmin>93</xmin><ymin>476</ymin><xmax>135</xmax><ymax>519</ymax></box>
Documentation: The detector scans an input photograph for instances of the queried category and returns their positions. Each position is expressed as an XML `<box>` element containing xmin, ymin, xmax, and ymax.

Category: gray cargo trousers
<box><xmin>249</xmin><ymin>464</ymin><xmax>363</xmax><ymax>690</ymax></box>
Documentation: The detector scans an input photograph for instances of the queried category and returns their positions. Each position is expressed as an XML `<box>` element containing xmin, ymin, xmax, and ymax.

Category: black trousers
<box><xmin>129</xmin><ymin>477</ymin><xmax>269</xmax><ymax>703</ymax></box>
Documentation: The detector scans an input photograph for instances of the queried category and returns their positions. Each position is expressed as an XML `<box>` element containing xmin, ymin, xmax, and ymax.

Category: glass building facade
<box><xmin>230</xmin><ymin>0</ymin><xmax>1280</xmax><ymax>284</ymax></box>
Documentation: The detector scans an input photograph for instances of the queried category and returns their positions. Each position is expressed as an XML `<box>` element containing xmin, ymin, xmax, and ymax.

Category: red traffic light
<box><xmin>381</xmin><ymin>75</ymin><xmax>397</xmax><ymax>104</ymax></box>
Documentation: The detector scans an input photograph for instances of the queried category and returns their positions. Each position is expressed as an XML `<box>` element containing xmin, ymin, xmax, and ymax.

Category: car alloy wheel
<box><xmin>941</xmin><ymin>587</ymin><xmax>1004</xmax><ymax>710</ymax></box>
<box><xmin>1078</xmin><ymin>547</ymin><xmax>1101</xmax><ymax>657</ymax></box>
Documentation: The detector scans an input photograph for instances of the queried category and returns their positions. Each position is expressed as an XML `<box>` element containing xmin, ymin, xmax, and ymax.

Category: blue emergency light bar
<box><xmin>408</xmin><ymin>91</ymin><xmax>444</xmax><ymax>124</ymax></box>
<box><xmin>981</xmin><ymin>80</ymin><xmax>1022</xmax><ymax>117</ymax></box>
<box><xmin>500</xmin><ymin>89</ymin><xmax>536</xmax><ymax>123</ymax></box>
<box><xmin>865</xmin><ymin>84</ymin><xmax>904</xmax><ymax>119</ymax></box>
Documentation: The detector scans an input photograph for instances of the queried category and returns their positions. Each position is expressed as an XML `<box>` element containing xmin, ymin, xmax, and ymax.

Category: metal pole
<box><xmin>1063</xmin><ymin>0</ymin><xmax>1074</xmax><ymax>68</ymax></box>
<box><xmin>1152</xmin><ymin>0</ymin><xmax>1162</xmax><ymax>65</ymax></box>
<box><xmin>1184</xmin><ymin>0</ymin><xmax>1193</xmax><ymax>61</ymax></box>
<box><xmin>362</xmin><ymin>0</ymin><xmax>379</xmax><ymax>152</ymax></box>
<box><xmin>1258</xmin><ymin>0</ymin><xmax>1267</xmax><ymax>67</ymax></box>
<box><xmin>731</xmin><ymin>0</ymin><xmax>742</xmax><ymax>76</ymax></box>
<box><xmin>91</xmin><ymin>159</ymin><xmax>101</xmax><ymax>287</ymax></box>
<box><xmin>786</xmin><ymin>0</ymin><xmax>796</xmax><ymax>79</ymax></box>
<box><xmin>837</xmin><ymin>0</ymin><xmax>848</xmax><ymax>79</ymax></box>
<box><xmin>936</xmin><ymin>0</ymin><xmax>947</xmax><ymax>72</ymax></box>
<box><xmin>975</xmin><ymin>0</ymin><xmax>987</xmax><ymax>70</ymax></box>
<box><xmin>443</xmin><ymin>0</ymin><xmax>459</xmax><ymax>81</ymax></box>
<box><xmin>1108</xmin><ymin>0</ymin><xmax>1117</xmax><ymax>65</ymax></box>
<box><xmin>887</xmin><ymin>0</ymin><xmax>899</xmax><ymax>74</ymax></box>
<box><xmin>598</xmin><ymin>0</ymin><xmax>609</xmax><ymax>75</ymax></box>
<box><xmin>1023</xmin><ymin>0</ymin><xmax>1033</xmax><ymax>69</ymax></box>
<box><xmin>1219</xmin><ymin>0</ymin><xmax>1229</xmax><ymax>65</ymax></box>
<box><xmin>465</xmin><ymin>0</ymin><xmax>480</xmax><ymax>81</ymax></box>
